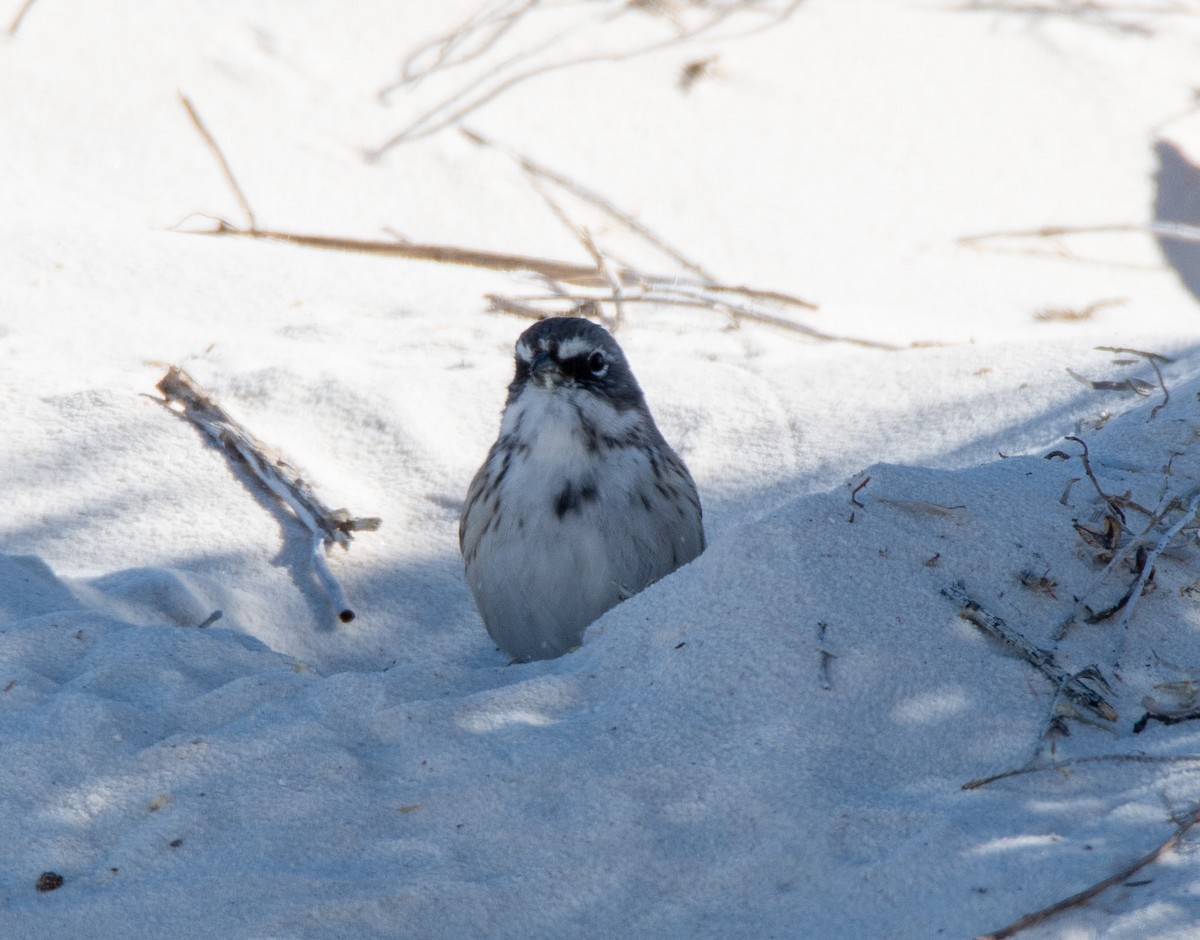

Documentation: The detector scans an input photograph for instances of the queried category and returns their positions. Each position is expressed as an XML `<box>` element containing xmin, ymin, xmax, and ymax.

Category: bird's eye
<box><xmin>587</xmin><ymin>350</ymin><xmax>608</xmax><ymax>376</ymax></box>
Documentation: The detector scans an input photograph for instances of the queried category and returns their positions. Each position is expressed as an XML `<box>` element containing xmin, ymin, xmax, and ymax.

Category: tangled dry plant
<box><xmin>368</xmin><ymin>0</ymin><xmax>807</xmax><ymax>157</ymax></box>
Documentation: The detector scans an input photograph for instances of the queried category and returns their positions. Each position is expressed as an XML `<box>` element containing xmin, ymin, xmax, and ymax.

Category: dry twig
<box><xmin>1059</xmin><ymin>489</ymin><xmax>1192</xmax><ymax>641</ymax></box>
<box><xmin>961</xmin><ymin>221</ymin><xmax>1200</xmax><ymax>249</ymax></box>
<box><xmin>179</xmin><ymin>94</ymin><xmax>258</xmax><ymax>231</ymax></box>
<box><xmin>942</xmin><ymin>581</ymin><xmax>1116</xmax><ymax>723</ymax></box>
<box><xmin>1134</xmin><ymin>705</ymin><xmax>1200</xmax><ymax>734</ymax></box>
<box><xmin>6</xmin><ymin>0</ymin><xmax>37</xmax><ymax>35</ymax></box>
<box><xmin>369</xmin><ymin>0</ymin><xmax>806</xmax><ymax>155</ymax></box>
<box><xmin>977</xmin><ymin>802</ymin><xmax>1200</xmax><ymax>940</ymax></box>
<box><xmin>1063</xmin><ymin>435</ymin><xmax>1127</xmax><ymax>522</ymax></box>
<box><xmin>157</xmin><ymin>366</ymin><xmax>380</xmax><ymax>623</ymax></box>
<box><xmin>1034</xmin><ymin>298</ymin><xmax>1126</xmax><ymax>322</ymax></box>
<box><xmin>461</xmin><ymin>126</ymin><xmax>720</xmax><ymax>283</ymax></box>
<box><xmin>963</xmin><ymin>752</ymin><xmax>1200</xmax><ymax>791</ymax></box>
<box><xmin>176</xmin><ymin>83</ymin><xmax>870</xmax><ymax>346</ymax></box>
<box><xmin>184</xmin><ymin>220</ymin><xmax>851</xmax><ymax>341</ymax></box>
<box><xmin>1109</xmin><ymin>488</ymin><xmax>1200</xmax><ymax>664</ymax></box>
<box><xmin>1096</xmin><ymin>345</ymin><xmax>1172</xmax><ymax>419</ymax></box>
<box><xmin>1080</xmin><ymin>546</ymin><xmax>1151</xmax><ymax>624</ymax></box>
<box><xmin>391</xmin><ymin>0</ymin><xmax>540</xmax><ymax>92</ymax></box>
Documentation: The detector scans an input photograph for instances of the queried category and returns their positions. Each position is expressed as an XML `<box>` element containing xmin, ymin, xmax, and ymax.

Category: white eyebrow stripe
<box><xmin>515</xmin><ymin>340</ymin><xmax>535</xmax><ymax>362</ymax></box>
<box><xmin>556</xmin><ymin>336</ymin><xmax>595</xmax><ymax>360</ymax></box>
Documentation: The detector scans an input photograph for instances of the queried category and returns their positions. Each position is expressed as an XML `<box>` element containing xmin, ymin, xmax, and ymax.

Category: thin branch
<box><xmin>1058</xmin><ymin>494</ymin><xmax>1185</xmax><ymax>640</ymax></box>
<box><xmin>393</xmin><ymin>0</ymin><xmax>541</xmax><ymax>91</ymax></box>
<box><xmin>156</xmin><ymin>366</ymin><xmax>380</xmax><ymax>623</ymax></box>
<box><xmin>942</xmin><ymin>581</ymin><xmax>1117</xmax><ymax>723</ymax></box>
<box><xmin>486</xmin><ymin>292</ymin><xmax>554</xmax><ymax>321</ymax></box>
<box><xmin>1111</xmin><ymin>488</ymin><xmax>1200</xmax><ymax>664</ymax></box>
<box><xmin>954</xmin><ymin>1</ymin><xmax>1176</xmax><ymax>38</ymax></box>
<box><xmin>189</xmin><ymin>220</ymin><xmax>610</xmax><ymax>280</ymax></box>
<box><xmin>6</xmin><ymin>0</ymin><xmax>37</xmax><ymax>35</ymax></box>
<box><xmin>379</xmin><ymin>0</ymin><xmax>579</xmax><ymax>103</ymax></box>
<box><xmin>964</xmin><ymin>753</ymin><xmax>1200</xmax><ymax>791</ymax></box>
<box><xmin>978</xmin><ymin>802</ymin><xmax>1200</xmax><ymax>940</ymax></box>
<box><xmin>702</xmin><ymin>281</ymin><xmax>819</xmax><ymax>311</ymax></box>
<box><xmin>1096</xmin><ymin>345</ymin><xmax>1172</xmax><ymax>419</ymax></box>
<box><xmin>368</xmin><ymin>0</ymin><xmax>806</xmax><ymax>155</ymax></box>
<box><xmin>177</xmin><ymin>83</ymin><xmax>843</xmax><ymax>345</ymax></box>
<box><xmin>1094</xmin><ymin>344</ymin><xmax>1174</xmax><ymax>365</ymax></box>
<box><xmin>487</xmin><ymin>286</ymin><xmax>891</xmax><ymax>348</ymax></box>
<box><xmin>1066</xmin><ymin>368</ymin><xmax>1156</xmax><ymax>396</ymax></box>
<box><xmin>1064</xmin><ymin>435</ymin><xmax>1125</xmax><ymax>522</ymax></box>
<box><xmin>461</xmin><ymin>126</ymin><xmax>720</xmax><ymax>283</ymax></box>
<box><xmin>524</xmin><ymin>171</ymin><xmax>627</xmax><ymax>330</ymax></box>
<box><xmin>961</xmin><ymin>221</ymin><xmax>1200</xmax><ymax>247</ymax></box>
<box><xmin>1081</xmin><ymin>547</ymin><xmax>1151</xmax><ymax>624</ymax></box>
<box><xmin>179</xmin><ymin>94</ymin><xmax>258</xmax><ymax>230</ymax></box>
<box><xmin>1135</xmin><ymin>705</ymin><xmax>1200</xmax><ymax>734</ymax></box>
<box><xmin>186</xmin><ymin>218</ymin><xmax>846</xmax><ymax>344</ymax></box>
<box><xmin>1034</xmin><ymin>298</ymin><xmax>1127</xmax><ymax>322</ymax></box>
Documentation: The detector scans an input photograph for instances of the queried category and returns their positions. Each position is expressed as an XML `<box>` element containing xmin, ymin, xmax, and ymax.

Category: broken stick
<box><xmin>978</xmin><ymin>802</ymin><xmax>1200</xmax><ymax>940</ymax></box>
<box><xmin>157</xmin><ymin>365</ymin><xmax>380</xmax><ymax>623</ymax></box>
<box><xmin>942</xmin><ymin>581</ymin><xmax>1117</xmax><ymax>723</ymax></box>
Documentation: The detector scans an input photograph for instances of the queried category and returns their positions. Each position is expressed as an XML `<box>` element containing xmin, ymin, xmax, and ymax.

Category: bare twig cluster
<box><xmin>157</xmin><ymin>366</ymin><xmax>381</xmax><ymax>623</ymax></box>
<box><xmin>177</xmin><ymin>95</ymin><xmax>879</xmax><ymax>347</ymax></box>
<box><xmin>368</xmin><ymin>0</ymin><xmax>807</xmax><ymax>157</ymax></box>
<box><xmin>1051</xmin><ymin>431</ymin><xmax>1200</xmax><ymax>673</ymax></box>
<box><xmin>955</xmin><ymin>0</ymin><xmax>1187</xmax><ymax>39</ymax></box>
<box><xmin>1066</xmin><ymin>346</ymin><xmax>1172</xmax><ymax>419</ymax></box>
<box><xmin>452</xmin><ymin>127</ymin><xmax>902</xmax><ymax>345</ymax></box>
<box><xmin>942</xmin><ymin>581</ymin><xmax>1117</xmax><ymax>723</ymax></box>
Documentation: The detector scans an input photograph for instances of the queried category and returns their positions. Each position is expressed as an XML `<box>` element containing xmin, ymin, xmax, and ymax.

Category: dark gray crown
<box><xmin>508</xmin><ymin>317</ymin><xmax>646</xmax><ymax>411</ymax></box>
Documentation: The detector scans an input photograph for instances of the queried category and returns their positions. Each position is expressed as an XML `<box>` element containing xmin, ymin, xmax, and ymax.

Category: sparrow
<box><xmin>460</xmin><ymin>317</ymin><xmax>704</xmax><ymax>661</ymax></box>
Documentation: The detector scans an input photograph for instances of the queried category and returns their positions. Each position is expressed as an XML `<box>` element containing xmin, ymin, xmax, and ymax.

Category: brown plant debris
<box><xmin>156</xmin><ymin>366</ymin><xmax>380</xmax><ymax>623</ymax></box>
<box><xmin>942</xmin><ymin>581</ymin><xmax>1117</xmax><ymax>723</ymax></box>
<box><xmin>1063</xmin><ymin>435</ymin><xmax>1128</xmax><ymax>522</ymax></box>
<box><xmin>174</xmin><ymin>97</ymin><xmax>868</xmax><ymax>347</ymax></box>
<box><xmin>679</xmin><ymin>54</ymin><xmax>721</xmax><ymax>91</ymax></box>
<box><xmin>1034</xmin><ymin>298</ymin><xmax>1126</xmax><ymax>322</ymax></box>
<box><xmin>35</xmin><ymin>871</ymin><xmax>64</xmax><ymax>892</ymax></box>
<box><xmin>369</xmin><ymin>0</ymin><xmax>806</xmax><ymax>154</ymax></box>
<box><xmin>1082</xmin><ymin>546</ymin><xmax>1153</xmax><ymax>624</ymax></box>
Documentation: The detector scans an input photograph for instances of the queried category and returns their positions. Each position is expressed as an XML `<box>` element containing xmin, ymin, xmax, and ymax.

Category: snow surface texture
<box><xmin>5</xmin><ymin>1</ymin><xmax>1200</xmax><ymax>937</ymax></box>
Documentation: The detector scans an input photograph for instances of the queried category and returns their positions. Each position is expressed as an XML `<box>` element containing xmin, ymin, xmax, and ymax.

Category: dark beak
<box><xmin>530</xmin><ymin>352</ymin><xmax>563</xmax><ymax>388</ymax></box>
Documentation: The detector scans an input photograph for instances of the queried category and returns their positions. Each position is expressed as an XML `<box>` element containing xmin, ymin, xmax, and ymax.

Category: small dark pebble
<box><xmin>36</xmin><ymin>872</ymin><xmax>64</xmax><ymax>892</ymax></box>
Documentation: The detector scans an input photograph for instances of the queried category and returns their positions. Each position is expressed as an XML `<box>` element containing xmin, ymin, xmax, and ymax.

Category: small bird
<box><xmin>460</xmin><ymin>317</ymin><xmax>704</xmax><ymax>662</ymax></box>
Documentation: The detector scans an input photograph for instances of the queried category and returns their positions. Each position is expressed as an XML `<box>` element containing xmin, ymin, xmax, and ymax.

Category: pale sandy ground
<box><xmin>5</xmin><ymin>2</ymin><xmax>1200</xmax><ymax>937</ymax></box>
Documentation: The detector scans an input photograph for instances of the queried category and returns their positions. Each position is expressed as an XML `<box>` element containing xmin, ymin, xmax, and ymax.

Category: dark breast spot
<box><xmin>554</xmin><ymin>481</ymin><xmax>599</xmax><ymax>518</ymax></box>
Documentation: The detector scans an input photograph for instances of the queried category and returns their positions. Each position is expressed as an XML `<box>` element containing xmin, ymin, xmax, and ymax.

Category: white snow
<box><xmin>5</xmin><ymin>1</ymin><xmax>1200</xmax><ymax>937</ymax></box>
